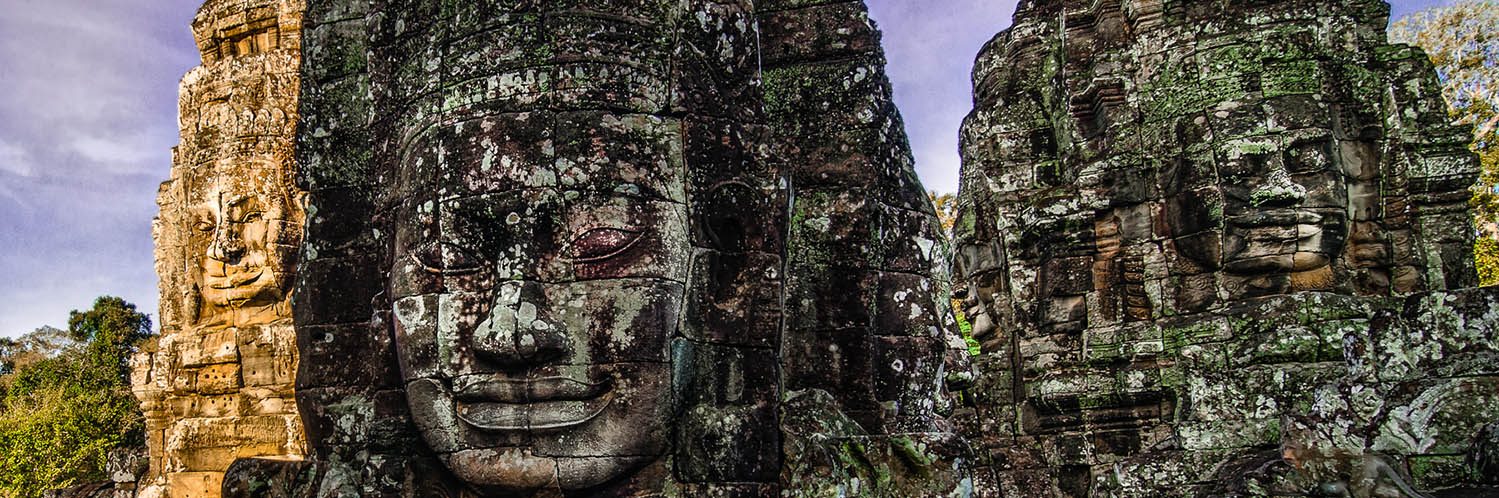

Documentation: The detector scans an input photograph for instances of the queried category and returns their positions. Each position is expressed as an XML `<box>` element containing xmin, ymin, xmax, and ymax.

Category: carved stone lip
<box><xmin>455</xmin><ymin>388</ymin><xmax>615</xmax><ymax>432</ymax></box>
<box><xmin>1226</xmin><ymin>209</ymin><xmax>1323</xmax><ymax>228</ymax></box>
<box><xmin>205</xmin><ymin>267</ymin><xmax>266</xmax><ymax>289</ymax></box>
<box><xmin>452</xmin><ymin>375</ymin><xmax>611</xmax><ymax>403</ymax></box>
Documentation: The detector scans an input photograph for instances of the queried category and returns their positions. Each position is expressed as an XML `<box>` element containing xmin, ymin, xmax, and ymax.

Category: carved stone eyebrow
<box><xmin>225</xmin><ymin>194</ymin><xmax>252</xmax><ymax>207</ymax></box>
<box><xmin>445</xmin><ymin>193</ymin><xmax>534</xmax><ymax>223</ymax></box>
<box><xmin>215</xmin><ymin>191</ymin><xmax>254</xmax><ymax>211</ymax></box>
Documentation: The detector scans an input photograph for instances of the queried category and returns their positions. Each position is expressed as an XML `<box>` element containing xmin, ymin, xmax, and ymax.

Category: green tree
<box><xmin>0</xmin><ymin>297</ymin><xmax>152</xmax><ymax>497</ymax></box>
<box><xmin>1391</xmin><ymin>1</ymin><xmax>1499</xmax><ymax>284</ymax></box>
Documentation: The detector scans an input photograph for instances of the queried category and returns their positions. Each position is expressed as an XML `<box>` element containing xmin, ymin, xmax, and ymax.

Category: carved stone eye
<box><xmin>412</xmin><ymin>242</ymin><xmax>484</xmax><ymax>276</ymax></box>
<box><xmin>237</xmin><ymin>211</ymin><xmax>264</xmax><ymax>223</ymax></box>
<box><xmin>566</xmin><ymin>227</ymin><xmax>643</xmax><ymax>263</ymax></box>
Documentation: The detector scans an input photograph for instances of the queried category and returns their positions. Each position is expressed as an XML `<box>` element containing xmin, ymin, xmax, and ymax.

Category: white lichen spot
<box><xmin>805</xmin><ymin>216</ymin><xmax>832</xmax><ymax>232</ymax></box>
<box><xmin>915</xmin><ymin>236</ymin><xmax>936</xmax><ymax>261</ymax></box>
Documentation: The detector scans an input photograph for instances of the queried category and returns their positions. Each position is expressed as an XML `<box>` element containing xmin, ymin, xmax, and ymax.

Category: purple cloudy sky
<box><xmin>0</xmin><ymin>0</ymin><xmax>1454</xmax><ymax>337</ymax></box>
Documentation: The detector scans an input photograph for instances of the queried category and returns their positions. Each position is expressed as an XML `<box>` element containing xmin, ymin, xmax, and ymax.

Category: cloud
<box><xmin>71</xmin><ymin>134</ymin><xmax>161</xmax><ymax>171</ymax></box>
<box><xmin>0</xmin><ymin>139</ymin><xmax>32</xmax><ymax>177</ymax></box>
<box><xmin>0</xmin><ymin>0</ymin><xmax>201</xmax><ymax>338</ymax></box>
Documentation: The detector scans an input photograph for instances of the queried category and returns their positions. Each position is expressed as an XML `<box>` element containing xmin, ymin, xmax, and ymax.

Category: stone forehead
<box><xmin>382</xmin><ymin>107</ymin><xmax>691</xmax><ymax>207</ymax></box>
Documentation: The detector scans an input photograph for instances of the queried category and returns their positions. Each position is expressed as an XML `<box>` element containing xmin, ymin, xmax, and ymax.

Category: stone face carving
<box><xmin>372</xmin><ymin>2</ymin><xmax>740</xmax><ymax>494</ymax></box>
<box><xmin>385</xmin><ymin>56</ymin><xmax>690</xmax><ymax>498</ymax></box>
<box><xmin>952</xmin><ymin>0</ymin><xmax>1498</xmax><ymax>496</ymax></box>
<box><xmin>133</xmin><ymin>0</ymin><xmax>1499</xmax><ymax>496</ymax></box>
<box><xmin>132</xmin><ymin>1</ymin><xmax>308</xmax><ymax>496</ymax></box>
<box><xmin>189</xmin><ymin>156</ymin><xmax>302</xmax><ymax>328</ymax></box>
<box><xmin>221</xmin><ymin>0</ymin><xmax>969</xmax><ymax>496</ymax></box>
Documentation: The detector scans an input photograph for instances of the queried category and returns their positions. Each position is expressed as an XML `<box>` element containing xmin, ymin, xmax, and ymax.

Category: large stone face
<box><xmin>952</xmin><ymin>0</ymin><xmax>1497</xmax><ymax>496</ymax></box>
<box><xmin>132</xmin><ymin>1</ymin><xmax>309</xmax><ymax>496</ymax></box>
<box><xmin>231</xmin><ymin>1</ymin><xmax>969</xmax><ymax>496</ymax></box>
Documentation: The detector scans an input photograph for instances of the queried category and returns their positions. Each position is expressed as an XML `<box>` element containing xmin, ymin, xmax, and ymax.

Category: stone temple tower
<box><xmin>131</xmin><ymin>0</ymin><xmax>308</xmax><ymax>496</ymax></box>
<box><xmin>952</xmin><ymin>0</ymin><xmax>1499</xmax><ymax>496</ymax></box>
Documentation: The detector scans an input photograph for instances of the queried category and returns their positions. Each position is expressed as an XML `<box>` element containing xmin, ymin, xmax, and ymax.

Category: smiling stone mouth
<box><xmin>205</xmin><ymin>268</ymin><xmax>265</xmax><ymax>289</ymax></box>
<box><xmin>1226</xmin><ymin>209</ymin><xmax>1324</xmax><ymax>228</ymax></box>
<box><xmin>453</xmin><ymin>376</ymin><xmax>615</xmax><ymax>431</ymax></box>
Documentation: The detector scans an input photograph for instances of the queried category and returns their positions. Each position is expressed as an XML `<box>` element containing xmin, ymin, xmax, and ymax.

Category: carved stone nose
<box><xmin>472</xmin><ymin>280</ymin><xmax>569</xmax><ymax>370</ymax></box>
<box><xmin>207</xmin><ymin>225</ymin><xmax>246</xmax><ymax>262</ymax></box>
<box><xmin>1249</xmin><ymin>169</ymin><xmax>1307</xmax><ymax>208</ymax></box>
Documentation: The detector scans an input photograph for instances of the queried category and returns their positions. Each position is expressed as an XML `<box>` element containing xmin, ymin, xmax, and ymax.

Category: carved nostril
<box><xmin>207</xmin><ymin>228</ymin><xmax>246</xmax><ymax>262</ymax></box>
<box><xmin>471</xmin><ymin>281</ymin><xmax>569</xmax><ymax>370</ymax></box>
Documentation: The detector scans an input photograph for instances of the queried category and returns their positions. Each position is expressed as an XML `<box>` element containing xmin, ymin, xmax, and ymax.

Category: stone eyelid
<box><xmin>565</xmin><ymin>225</ymin><xmax>645</xmax><ymax>263</ymax></box>
<box><xmin>412</xmin><ymin>241</ymin><xmax>486</xmax><ymax>276</ymax></box>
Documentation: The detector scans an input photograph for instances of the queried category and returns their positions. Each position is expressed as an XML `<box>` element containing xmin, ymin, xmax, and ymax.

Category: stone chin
<box><xmin>442</xmin><ymin>448</ymin><xmax>650</xmax><ymax>496</ymax></box>
<box><xmin>444</xmin><ymin>448</ymin><xmax>561</xmax><ymax>495</ymax></box>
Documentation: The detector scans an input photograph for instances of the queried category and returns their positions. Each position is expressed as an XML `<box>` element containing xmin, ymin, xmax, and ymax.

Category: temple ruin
<box><xmin>131</xmin><ymin>0</ymin><xmax>308</xmax><ymax>496</ymax></box>
<box><xmin>88</xmin><ymin>0</ymin><xmax>1499</xmax><ymax>497</ymax></box>
<box><xmin>952</xmin><ymin>0</ymin><xmax>1499</xmax><ymax>495</ymax></box>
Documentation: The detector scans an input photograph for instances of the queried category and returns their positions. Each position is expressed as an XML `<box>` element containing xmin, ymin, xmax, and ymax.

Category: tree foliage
<box><xmin>1391</xmin><ymin>1</ymin><xmax>1499</xmax><ymax>284</ymax></box>
<box><xmin>0</xmin><ymin>297</ymin><xmax>152</xmax><ymax>497</ymax></box>
<box><xmin>928</xmin><ymin>191</ymin><xmax>957</xmax><ymax>236</ymax></box>
<box><xmin>0</xmin><ymin>327</ymin><xmax>73</xmax><ymax>378</ymax></box>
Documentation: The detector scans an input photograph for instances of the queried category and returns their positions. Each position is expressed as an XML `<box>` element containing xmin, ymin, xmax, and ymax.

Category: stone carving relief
<box><xmin>119</xmin><ymin>0</ymin><xmax>1499</xmax><ymax>496</ymax></box>
<box><xmin>219</xmin><ymin>0</ymin><xmax>968</xmax><ymax>496</ymax></box>
<box><xmin>132</xmin><ymin>0</ymin><xmax>307</xmax><ymax>496</ymax></box>
<box><xmin>187</xmin><ymin>153</ymin><xmax>303</xmax><ymax>328</ymax></box>
<box><xmin>952</xmin><ymin>0</ymin><xmax>1498</xmax><ymax>496</ymax></box>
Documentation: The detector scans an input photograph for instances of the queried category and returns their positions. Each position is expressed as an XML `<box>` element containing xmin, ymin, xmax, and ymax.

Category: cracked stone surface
<box><xmin>129</xmin><ymin>1</ymin><xmax>1499</xmax><ymax>497</ymax></box>
<box><xmin>217</xmin><ymin>1</ymin><xmax>969</xmax><ymax>497</ymax></box>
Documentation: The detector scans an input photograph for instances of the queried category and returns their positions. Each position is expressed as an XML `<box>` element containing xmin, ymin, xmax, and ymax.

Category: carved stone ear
<box><xmin>699</xmin><ymin>181</ymin><xmax>756</xmax><ymax>253</ymax></box>
<box><xmin>292</xmin><ymin>190</ymin><xmax>310</xmax><ymax>220</ymax></box>
<box><xmin>187</xmin><ymin>284</ymin><xmax>202</xmax><ymax>326</ymax></box>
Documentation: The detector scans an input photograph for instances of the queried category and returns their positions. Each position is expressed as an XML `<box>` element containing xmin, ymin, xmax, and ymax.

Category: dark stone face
<box><xmin>376</xmin><ymin>2</ymin><xmax>692</xmax><ymax>493</ymax></box>
<box><xmin>389</xmin><ymin>152</ymin><xmax>688</xmax><ymax>494</ymax></box>
<box><xmin>953</xmin><ymin>242</ymin><xmax>1004</xmax><ymax>345</ymax></box>
<box><xmin>1170</xmin><ymin>136</ymin><xmax>1352</xmax><ymax>292</ymax></box>
<box><xmin>275</xmin><ymin>0</ymin><xmax>970</xmax><ymax>495</ymax></box>
<box><xmin>952</xmin><ymin>1</ymin><xmax>1487</xmax><ymax>496</ymax></box>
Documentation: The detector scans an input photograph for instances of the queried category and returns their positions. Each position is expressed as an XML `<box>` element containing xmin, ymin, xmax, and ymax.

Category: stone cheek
<box><xmin>133</xmin><ymin>1</ymin><xmax>308</xmax><ymax>497</ymax></box>
<box><xmin>952</xmin><ymin>0</ymin><xmax>1497</xmax><ymax>496</ymax></box>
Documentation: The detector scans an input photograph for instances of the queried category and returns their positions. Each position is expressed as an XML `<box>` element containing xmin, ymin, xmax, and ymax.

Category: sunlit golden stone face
<box><xmin>187</xmin><ymin>163</ymin><xmax>300</xmax><ymax>327</ymax></box>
